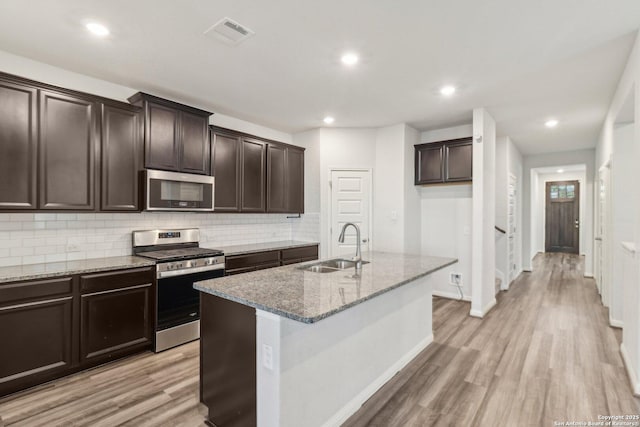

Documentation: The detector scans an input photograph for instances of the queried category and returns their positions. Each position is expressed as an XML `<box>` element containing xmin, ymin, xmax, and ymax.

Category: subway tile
<box><xmin>45</xmin><ymin>253</ymin><xmax>67</xmax><ymax>263</ymax></box>
<box><xmin>34</xmin><ymin>213</ymin><xmax>57</xmax><ymax>221</ymax></box>
<box><xmin>22</xmin><ymin>255</ymin><xmax>46</xmax><ymax>265</ymax></box>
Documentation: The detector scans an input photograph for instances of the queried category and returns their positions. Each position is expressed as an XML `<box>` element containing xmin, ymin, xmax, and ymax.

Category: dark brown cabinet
<box><xmin>39</xmin><ymin>90</ymin><xmax>98</xmax><ymax>210</ymax></box>
<box><xmin>0</xmin><ymin>79</ymin><xmax>37</xmax><ymax>210</ymax></box>
<box><xmin>211</xmin><ymin>130</ymin><xmax>241</xmax><ymax>212</ymax></box>
<box><xmin>285</xmin><ymin>146</ymin><xmax>305</xmax><ymax>213</ymax></box>
<box><xmin>129</xmin><ymin>92</ymin><xmax>212</xmax><ymax>175</ymax></box>
<box><xmin>0</xmin><ymin>277</ymin><xmax>75</xmax><ymax>397</ymax></box>
<box><xmin>267</xmin><ymin>143</ymin><xmax>287</xmax><ymax>212</ymax></box>
<box><xmin>80</xmin><ymin>268</ymin><xmax>154</xmax><ymax>366</ymax></box>
<box><xmin>101</xmin><ymin>103</ymin><xmax>143</xmax><ymax>211</ymax></box>
<box><xmin>211</xmin><ymin>127</ymin><xmax>305</xmax><ymax>214</ymax></box>
<box><xmin>241</xmin><ymin>138</ymin><xmax>267</xmax><ymax>212</ymax></box>
<box><xmin>414</xmin><ymin>137</ymin><xmax>472</xmax><ymax>185</ymax></box>
<box><xmin>0</xmin><ymin>267</ymin><xmax>155</xmax><ymax>397</ymax></box>
<box><xmin>225</xmin><ymin>244</ymin><xmax>319</xmax><ymax>276</ymax></box>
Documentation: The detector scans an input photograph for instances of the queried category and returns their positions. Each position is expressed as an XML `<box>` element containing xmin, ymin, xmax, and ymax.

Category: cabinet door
<box><xmin>39</xmin><ymin>90</ymin><xmax>97</xmax><ymax>210</ymax></box>
<box><xmin>0</xmin><ymin>295</ymin><xmax>74</xmax><ymax>397</ymax></box>
<box><xmin>80</xmin><ymin>283</ymin><xmax>153</xmax><ymax>365</ymax></box>
<box><xmin>101</xmin><ymin>104</ymin><xmax>142</xmax><ymax>211</ymax></box>
<box><xmin>179</xmin><ymin>111</ymin><xmax>210</xmax><ymax>175</ymax></box>
<box><xmin>415</xmin><ymin>144</ymin><xmax>444</xmax><ymax>184</ymax></box>
<box><xmin>445</xmin><ymin>141</ymin><xmax>472</xmax><ymax>182</ymax></box>
<box><xmin>240</xmin><ymin>138</ymin><xmax>266</xmax><ymax>212</ymax></box>
<box><xmin>145</xmin><ymin>101</ymin><xmax>179</xmax><ymax>171</ymax></box>
<box><xmin>0</xmin><ymin>79</ymin><xmax>37</xmax><ymax>210</ymax></box>
<box><xmin>211</xmin><ymin>131</ymin><xmax>241</xmax><ymax>212</ymax></box>
<box><xmin>266</xmin><ymin>144</ymin><xmax>287</xmax><ymax>213</ymax></box>
<box><xmin>286</xmin><ymin>147</ymin><xmax>305</xmax><ymax>213</ymax></box>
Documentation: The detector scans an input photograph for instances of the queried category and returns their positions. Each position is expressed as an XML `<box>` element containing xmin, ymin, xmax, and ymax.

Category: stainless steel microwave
<box><xmin>143</xmin><ymin>170</ymin><xmax>215</xmax><ymax>212</ymax></box>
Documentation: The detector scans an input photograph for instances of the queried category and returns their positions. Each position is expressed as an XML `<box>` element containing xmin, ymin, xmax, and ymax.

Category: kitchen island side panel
<box><xmin>200</xmin><ymin>293</ymin><xmax>257</xmax><ymax>426</ymax></box>
<box><xmin>256</xmin><ymin>274</ymin><xmax>434</xmax><ymax>427</ymax></box>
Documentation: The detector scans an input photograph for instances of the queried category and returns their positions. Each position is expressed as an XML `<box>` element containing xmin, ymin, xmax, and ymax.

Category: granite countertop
<box><xmin>0</xmin><ymin>256</ymin><xmax>156</xmax><ymax>284</ymax></box>
<box><xmin>195</xmin><ymin>251</ymin><xmax>456</xmax><ymax>323</ymax></box>
<box><xmin>213</xmin><ymin>240</ymin><xmax>319</xmax><ymax>256</ymax></box>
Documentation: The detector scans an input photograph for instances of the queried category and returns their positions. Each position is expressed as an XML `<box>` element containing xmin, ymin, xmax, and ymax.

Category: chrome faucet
<box><xmin>338</xmin><ymin>222</ymin><xmax>362</xmax><ymax>272</ymax></box>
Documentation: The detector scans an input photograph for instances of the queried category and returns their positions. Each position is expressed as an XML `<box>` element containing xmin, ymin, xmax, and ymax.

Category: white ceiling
<box><xmin>0</xmin><ymin>0</ymin><xmax>638</xmax><ymax>155</ymax></box>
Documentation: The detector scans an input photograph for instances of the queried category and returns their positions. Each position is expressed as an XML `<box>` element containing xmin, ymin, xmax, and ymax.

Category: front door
<box><xmin>545</xmin><ymin>180</ymin><xmax>580</xmax><ymax>254</ymax></box>
<box><xmin>329</xmin><ymin>169</ymin><xmax>372</xmax><ymax>257</ymax></box>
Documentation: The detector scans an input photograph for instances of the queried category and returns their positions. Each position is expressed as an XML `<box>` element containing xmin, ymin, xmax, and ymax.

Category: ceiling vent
<box><xmin>204</xmin><ymin>17</ymin><xmax>254</xmax><ymax>45</ymax></box>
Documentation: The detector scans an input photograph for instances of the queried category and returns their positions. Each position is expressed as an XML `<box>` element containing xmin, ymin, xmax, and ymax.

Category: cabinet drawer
<box><xmin>281</xmin><ymin>245</ymin><xmax>318</xmax><ymax>261</ymax></box>
<box><xmin>282</xmin><ymin>256</ymin><xmax>318</xmax><ymax>266</ymax></box>
<box><xmin>0</xmin><ymin>277</ymin><xmax>73</xmax><ymax>307</ymax></box>
<box><xmin>225</xmin><ymin>266</ymin><xmax>258</xmax><ymax>276</ymax></box>
<box><xmin>80</xmin><ymin>267</ymin><xmax>154</xmax><ymax>294</ymax></box>
<box><xmin>255</xmin><ymin>261</ymin><xmax>281</xmax><ymax>271</ymax></box>
<box><xmin>225</xmin><ymin>251</ymin><xmax>280</xmax><ymax>270</ymax></box>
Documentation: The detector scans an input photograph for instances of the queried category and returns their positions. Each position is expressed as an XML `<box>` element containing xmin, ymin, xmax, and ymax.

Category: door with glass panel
<box><xmin>545</xmin><ymin>180</ymin><xmax>580</xmax><ymax>254</ymax></box>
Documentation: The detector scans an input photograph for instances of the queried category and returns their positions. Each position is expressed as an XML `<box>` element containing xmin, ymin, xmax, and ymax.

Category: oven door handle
<box><xmin>157</xmin><ymin>264</ymin><xmax>225</xmax><ymax>279</ymax></box>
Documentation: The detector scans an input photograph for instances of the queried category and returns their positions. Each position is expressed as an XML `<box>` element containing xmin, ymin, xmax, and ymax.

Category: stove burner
<box><xmin>137</xmin><ymin>247</ymin><xmax>223</xmax><ymax>262</ymax></box>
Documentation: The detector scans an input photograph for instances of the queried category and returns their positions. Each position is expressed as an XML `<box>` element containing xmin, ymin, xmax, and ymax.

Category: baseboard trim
<box><xmin>609</xmin><ymin>316</ymin><xmax>624</xmax><ymax>329</ymax></box>
<box><xmin>584</xmin><ymin>272</ymin><xmax>594</xmax><ymax>278</ymax></box>
<box><xmin>620</xmin><ymin>343</ymin><xmax>640</xmax><ymax>397</ymax></box>
<box><xmin>432</xmin><ymin>290</ymin><xmax>471</xmax><ymax>302</ymax></box>
<box><xmin>322</xmin><ymin>334</ymin><xmax>434</xmax><ymax>427</ymax></box>
<box><xmin>469</xmin><ymin>298</ymin><xmax>497</xmax><ymax>318</ymax></box>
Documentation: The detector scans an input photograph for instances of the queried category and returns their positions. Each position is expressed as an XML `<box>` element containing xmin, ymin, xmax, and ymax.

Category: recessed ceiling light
<box><xmin>86</xmin><ymin>22</ymin><xmax>110</xmax><ymax>37</ymax></box>
<box><xmin>323</xmin><ymin>116</ymin><xmax>335</xmax><ymax>125</ymax></box>
<box><xmin>545</xmin><ymin>119</ymin><xmax>559</xmax><ymax>128</ymax></box>
<box><xmin>440</xmin><ymin>85</ymin><xmax>456</xmax><ymax>96</ymax></box>
<box><xmin>341</xmin><ymin>53</ymin><xmax>359</xmax><ymax>66</ymax></box>
<box><xmin>557</xmin><ymin>169</ymin><xmax>564</xmax><ymax>173</ymax></box>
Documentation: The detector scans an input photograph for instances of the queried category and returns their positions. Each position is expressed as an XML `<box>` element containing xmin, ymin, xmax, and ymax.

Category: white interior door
<box><xmin>507</xmin><ymin>174</ymin><xmax>518</xmax><ymax>285</ymax></box>
<box><xmin>329</xmin><ymin>169</ymin><xmax>371</xmax><ymax>258</ymax></box>
<box><xmin>597</xmin><ymin>165</ymin><xmax>610</xmax><ymax>305</ymax></box>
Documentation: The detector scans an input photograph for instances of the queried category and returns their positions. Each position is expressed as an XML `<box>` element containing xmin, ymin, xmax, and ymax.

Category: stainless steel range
<box><xmin>133</xmin><ymin>228</ymin><xmax>224</xmax><ymax>352</ymax></box>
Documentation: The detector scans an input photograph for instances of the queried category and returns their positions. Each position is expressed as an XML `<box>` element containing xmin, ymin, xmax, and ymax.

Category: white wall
<box><xmin>374</xmin><ymin>125</ymin><xmax>407</xmax><ymax>254</ymax></box>
<box><xmin>471</xmin><ymin>108</ymin><xmax>497</xmax><ymax>317</ymax></box>
<box><xmin>592</xmin><ymin>31</ymin><xmax>640</xmax><ymax>395</ymax></box>
<box><xmin>523</xmin><ymin>149</ymin><xmax>595</xmax><ymax>275</ymax></box>
<box><xmin>318</xmin><ymin>128</ymin><xmax>377</xmax><ymax>258</ymax></box>
<box><xmin>534</xmin><ymin>169</ymin><xmax>587</xmax><ymax>255</ymax></box>
<box><xmin>419</xmin><ymin>124</ymin><xmax>473</xmax><ymax>300</ymax></box>
<box><xmin>611</xmin><ymin>124</ymin><xmax>635</xmax><ymax>327</ymax></box>
<box><xmin>403</xmin><ymin>125</ymin><xmax>422</xmax><ymax>254</ymax></box>
<box><xmin>291</xmin><ymin>129</ymin><xmax>322</xmax><ymax>245</ymax></box>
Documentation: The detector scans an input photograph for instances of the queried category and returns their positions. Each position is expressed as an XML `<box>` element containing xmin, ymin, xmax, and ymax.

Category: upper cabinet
<box><xmin>101</xmin><ymin>103</ymin><xmax>143</xmax><ymax>211</ymax></box>
<box><xmin>0</xmin><ymin>79</ymin><xmax>37</xmax><ymax>210</ymax></box>
<box><xmin>128</xmin><ymin>92</ymin><xmax>212</xmax><ymax>175</ymax></box>
<box><xmin>415</xmin><ymin>137</ymin><xmax>472</xmax><ymax>185</ymax></box>
<box><xmin>211</xmin><ymin>127</ymin><xmax>305</xmax><ymax>214</ymax></box>
<box><xmin>211</xmin><ymin>130</ymin><xmax>241</xmax><ymax>212</ymax></box>
<box><xmin>39</xmin><ymin>90</ymin><xmax>98</xmax><ymax>211</ymax></box>
<box><xmin>0</xmin><ymin>72</ymin><xmax>144</xmax><ymax>212</ymax></box>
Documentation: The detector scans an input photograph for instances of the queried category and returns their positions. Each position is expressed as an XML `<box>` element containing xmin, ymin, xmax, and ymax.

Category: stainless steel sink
<box><xmin>299</xmin><ymin>258</ymin><xmax>370</xmax><ymax>273</ymax></box>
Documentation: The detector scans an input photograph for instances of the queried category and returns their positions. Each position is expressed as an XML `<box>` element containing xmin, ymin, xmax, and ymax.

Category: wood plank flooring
<box><xmin>344</xmin><ymin>253</ymin><xmax>640</xmax><ymax>426</ymax></box>
<box><xmin>0</xmin><ymin>253</ymin><xmax>637</xmax><ymax>426</ymax></box>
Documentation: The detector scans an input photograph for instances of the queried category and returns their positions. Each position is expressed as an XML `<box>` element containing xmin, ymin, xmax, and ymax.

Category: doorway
<box><xmin>545</xmin><ymin>180</ymin><xmax>580</xmax><ymax>254</ymax></box>
<box><xmin>329</xmin><ymin>169</ymin><xmax>372</xmax><ymax>257</ymax></box>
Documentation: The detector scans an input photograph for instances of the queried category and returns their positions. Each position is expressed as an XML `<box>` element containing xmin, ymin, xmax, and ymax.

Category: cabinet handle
<box><xmin>362</xmin><ymin>238</ymin><xmax>369</xmax><ymax>243</ymax></box>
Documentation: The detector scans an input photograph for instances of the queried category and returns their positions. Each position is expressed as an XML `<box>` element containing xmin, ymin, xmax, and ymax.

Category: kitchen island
<box><xmin>195</xmin><ymin>251</ymin><xmax>456</xmax><ymax>427</ymax></box>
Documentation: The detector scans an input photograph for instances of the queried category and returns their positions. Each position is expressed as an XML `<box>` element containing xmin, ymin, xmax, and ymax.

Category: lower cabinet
<box><xmin>0</xmin><ymin>266</ymin><xmax>155</xmax><ymax>397</ymax></box>
<box><xmin>80</xmin><ymin>271</ymin><xmax>153</xmax><ymax>366</ymax></box>
<box><xmin>225</xmin><ymin>244</ymin><xmax>319</xmax><ymax>276</ymax></box>
<box><xmin>0</xmin><ymin>281</ymin><xmax>74</xmax><ymax>396</ymax></box>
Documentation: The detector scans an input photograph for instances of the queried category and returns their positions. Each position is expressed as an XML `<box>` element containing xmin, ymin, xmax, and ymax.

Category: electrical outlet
<box><xmin>262</xmin><ymin>344</ymin><xmax>273</xmax><ymax>370</ymax></box>
<box><xmin>449</xmin><ymin>272</ymin><xmax>462</xmax><ymax>286</ymax></box>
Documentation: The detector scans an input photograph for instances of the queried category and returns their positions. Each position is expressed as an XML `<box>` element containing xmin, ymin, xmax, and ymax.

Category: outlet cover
<box><xmin>449</xmin><ymin>272</ymin><xmax>462</xmax><ymax>285</ymax></box>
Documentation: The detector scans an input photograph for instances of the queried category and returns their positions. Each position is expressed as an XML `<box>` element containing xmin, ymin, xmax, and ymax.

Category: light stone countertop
<box><xmin>194</xmin><ymin>251</ymin><xmax>456</xmax><ymax>323</ymax></box>
<box><xmin>212</xmin><ymin>240</ymin><xmax>319</xmax><ymax>256</ymax></box>
<box><xmin>0</xmin><ymin>256</ymin><xmax>156</xmax><ymax>284</ymax></box>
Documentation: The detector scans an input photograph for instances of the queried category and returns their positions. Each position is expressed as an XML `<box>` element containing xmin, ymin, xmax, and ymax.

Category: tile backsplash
<box><xmin>0</xmin><ymin>212</ymin><xmax>321</xmax><ymax>267</ymax></box>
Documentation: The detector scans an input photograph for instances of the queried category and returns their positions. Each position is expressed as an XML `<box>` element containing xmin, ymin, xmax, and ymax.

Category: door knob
<box><xmin>362</xmin><ymin>238</ymin><xmax>369</xmax><ymax>243</ymax></box>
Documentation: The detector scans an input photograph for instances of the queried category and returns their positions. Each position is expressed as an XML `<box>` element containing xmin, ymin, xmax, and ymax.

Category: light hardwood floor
<box><xmin>344</xmin><ymin>253</ymin><xmax>640</xmax><ymax>426</ymax></box>
<box><xmin>1</xmin><ymin>253</ymin><xmax>638</xmax><ymax>426</ymax></box>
